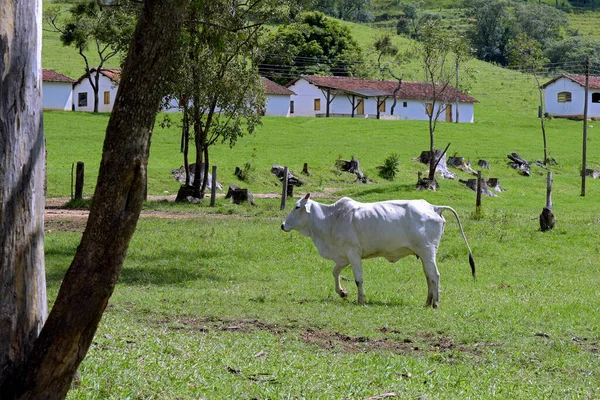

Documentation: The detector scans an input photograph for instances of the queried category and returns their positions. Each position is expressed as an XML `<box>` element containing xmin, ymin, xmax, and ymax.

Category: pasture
<box><xmin>45</xmin><ymin>107</ymin><xmax>600</xmax><ymax>398</ymax></box>
<box><xmin>41</xmin><ymin>3</ymin><xmax>600</xmax><ymax>397</ymax></box>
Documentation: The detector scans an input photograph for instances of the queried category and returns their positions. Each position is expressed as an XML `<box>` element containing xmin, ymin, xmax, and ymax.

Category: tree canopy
<box><xmin>44</xmin><ymin>0</ymin><xmax>140</xmax><ymax>111</ymax></box>
<box><xmin>259</xmin><ymin>11</ymin><xmax>366</xmax><ymax>85</ymax></box>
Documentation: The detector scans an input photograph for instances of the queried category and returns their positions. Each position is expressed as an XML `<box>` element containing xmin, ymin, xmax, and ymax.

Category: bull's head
<box><xmin>281</xmin><ymin>193</ymin><xmax>312</xmax><ymax>233</ymax></box>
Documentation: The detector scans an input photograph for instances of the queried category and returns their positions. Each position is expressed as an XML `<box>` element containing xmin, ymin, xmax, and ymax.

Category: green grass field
<box><xmin>40</xmin><ymin>2</ymin><xmax>600</xmax><ymax>398</ymax></box>
<box><xmin>45</xmin><ymin>110</ymin><xmax>600</xmax><ymax>398</ymax></box>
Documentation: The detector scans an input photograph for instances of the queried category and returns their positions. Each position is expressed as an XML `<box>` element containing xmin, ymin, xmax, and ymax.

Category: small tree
<box><xmin>377</xmin><ymin>153</ymin><xmax>400</xmax><ymax>180</ymax></box>
<box><xmin>507</xmin><ymin>33</ymin><xmax>550</xmax><ymax>164</ymax></box>
<box><xmin>418</xmin><ymin>20</ymin><xmax>461</xmax><ymax>184</ymax></box>
<box><xmin>373</xmin><ymin>34</ymin><xmax>412</xmax><ymax>116</ymax></box>
<box><xmin>44</xmin><ymin>0</ymin><xmax>139</xmax><ymax>112</ymax></box>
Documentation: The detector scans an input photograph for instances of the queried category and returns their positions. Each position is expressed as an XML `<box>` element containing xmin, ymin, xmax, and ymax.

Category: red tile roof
<box><xmin>541</xmin><ymin>74</ymin><xmax>600</xmax><ymax>90</ymax></box>
<box><xmin>42</xmin><ymin>68</ymin><xmax>75</xmax><ymax>83</ymax></box>
<box><xmin>288</xmin><ymin>75</ymin><xmax>478</xmax><ymax>103</ymax></box>
<box><xmin>261</xmin><ymin>77</ymin><xmax>295</xmax><ymax>95</ymax></box>
<box><xmin>74</xmin><ymin>68</ymin><xmax>121</xmax><ymax>85</ymax></box>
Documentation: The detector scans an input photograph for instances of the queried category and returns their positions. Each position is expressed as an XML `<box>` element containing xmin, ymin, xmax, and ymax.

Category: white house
<box><xmin>286</xmin><ymin>75</ymin><xmax>478</xmax><ymax>123</ymax></box>
<box><xmin>42</xmin><ymin>69</ymin><xmax>75</xmax><ymax>111</ymax></box>
<box><xmin>261</xmin><ymin>77</ymin><xmax>296</xmax><ymax>117</ymax></box>
<box><xmin>73</xmin><ymin>68</ymin><xmax>120</xmax><ymax>112</ymax></box>
<box><xmin>541</xmin><ymin>74</ymin><xmax>600</xmax><ymax>119</ymax></box>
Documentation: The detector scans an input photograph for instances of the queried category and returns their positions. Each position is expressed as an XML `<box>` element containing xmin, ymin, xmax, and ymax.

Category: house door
<box><xmin>446</xmin><ymin>104</ymin><xmax>453</xmax><ymax>122</ymax></box>
<box><xmin>357</xmin><ymin>99</ymin><xmax>364</xmax><ymax>115</ymax></box>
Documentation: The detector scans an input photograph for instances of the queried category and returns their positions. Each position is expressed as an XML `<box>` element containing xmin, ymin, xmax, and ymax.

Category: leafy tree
<box><xmin>167</xmin><ymin>0</ymin><xmax>294</xmax><ymax>199</ymax></box>
<box><xmin>507</xmin><ymin>33</ymin><xmax>548</xmax><ymax>72</ymax></box>
<box><xmin>259</xmin><ymin>11</ymin><xmax>366</xmax><ymax>84</ymax></box>
<box><xmin>512</xmin><ymin>2</ymin><xmax>568</xmax><ymax>46</ymax></box>
<box><xmin>544</xmin><ymin>37</ymin><xmax>600</xmax><ymax>74</ymax></box>
<box><xmin>45</xmin><ymin>0</ymin><xmax>139</xmax><ymax>112</ymax></box>
<box><xmin>395</xmin><ymin>1</ymin><xmax>440</xmax><ymax>40</ymax></box>
<box><xmin>314</xmin><ymin>0</ymin><xmax>373</xmax><ymax>22</ymax></box>
<box><xmin>1</xmin><ymin>0</ymin><xmax>190</xmax><ymax>398</ymax></box>
<box><xmin>464</xmin><ymin>0</ymin><xmax>513</xmax><ymax>65</ymax></box>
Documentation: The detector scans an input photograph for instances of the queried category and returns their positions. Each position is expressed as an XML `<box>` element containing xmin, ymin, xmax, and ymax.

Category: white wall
<box><xmin>42</xmin><ymin>82</ymin><xmax>73</xmax><ymax>111</ymax></box>
<box><xmin>265</xmin><ymin>94</ymin><xmax>291</xmax><ymax>117</ymax></box>
<box><xmin>545</xmin><ymin>77</ymin><xmax>600</xmax><ymax>118</ymax></box>
<box><xmin>288</xmin><ymin>78</ymin><xmax>474</xmax><ymax>122</ymax></box>
<box><xmin>73</xmin><ymin>73</ymin><xmax>118</xmax><ymax>112</ymax></box>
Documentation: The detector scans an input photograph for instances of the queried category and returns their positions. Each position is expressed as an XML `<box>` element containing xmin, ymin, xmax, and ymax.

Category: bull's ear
<box><xmin>304</xmin><ymin>202</ymin><xmax>311</xmax><ymax>213</ymax></box>
<box><xmin>304</xmin><ymin>193</ymin><xmax>310</xmax><ymax>200</ymax></box>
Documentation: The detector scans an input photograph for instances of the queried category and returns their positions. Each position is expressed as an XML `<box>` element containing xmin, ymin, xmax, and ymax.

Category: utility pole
<box><xmin>581</xmin><ymin>55</ymin><xmax>590</xmax><ymax>197</ymax></box>
<box><xmin>455</xmin><ymin>58</ymin><xmax>460</xmax><ymax>123</ymax></box>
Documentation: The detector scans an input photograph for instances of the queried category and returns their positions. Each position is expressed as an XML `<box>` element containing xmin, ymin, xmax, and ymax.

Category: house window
<box><xmin>314</xmin><ymin>98</ymin><xmax>321</xmax><ymax>111</ymax></box>
<box><xmin>425</xmin><ymin>103</ymin><xmax>433</xmax><ymax>116</ymax></box>
<box><xmin>557</xmin><ymin>91</ymin><xmax>572</xmax><ymax>102</ymax></box>
<box><xmin>78</xmin><ymin>93</ymin><xmax>88</xmax><ymax>107</ymax></box>
<box><xmin>592</xmin><ymin>93</ymin><xmax>600</xmax><ymax>103</ymax></box>
<box><xmin>103</xmin><ymin>91</ymin><xmax>110</xmax><ymax>105</ymax></box>
<box><xmin>378</xmin><ymin>100</ymin><xmax>386</xmax><ymax>113</ymax></box>
<box><xmin>290</xmin><ymin>100</ymin><xmax>294</xmax><ymax>114</ymax></box>
<box><xmin>403</xmin><ymin>101</ymin><xmax>408</xmax><ymax>107</ymax></box>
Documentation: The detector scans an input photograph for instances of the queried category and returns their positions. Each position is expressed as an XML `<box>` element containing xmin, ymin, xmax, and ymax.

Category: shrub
<box><xmin>377</xmin><ymin>153</ymin><xmax>400</xmax><ymax>181</ymax></box>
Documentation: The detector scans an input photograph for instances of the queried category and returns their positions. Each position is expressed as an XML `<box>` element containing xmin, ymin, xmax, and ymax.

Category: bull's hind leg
<box><xmin>333</xmin><ymin>263</ymin><xmax>349</xmax><ymax>298</ymax></box>
<box><xmin>417</xmin><ymin>249</ymin><xmax>441</xmax><ymax>308</ymax></box>
<box><xmin>347</xmin><ymin>253</ymin><xmax>365</xmax><ymax>304</ymax></box>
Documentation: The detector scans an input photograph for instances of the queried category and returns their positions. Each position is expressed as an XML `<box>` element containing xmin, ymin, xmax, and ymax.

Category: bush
<box><xmin>377</xmin><ymin>153</ymin><xmax>400</xmax><ymax>181</ymax></box>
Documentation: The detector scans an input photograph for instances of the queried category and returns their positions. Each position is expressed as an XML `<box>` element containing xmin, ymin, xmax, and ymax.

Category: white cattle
<box><xmin>281</xmin><ymin>194</ymin><xmax>475</xmax><ymax>308</ymax></box>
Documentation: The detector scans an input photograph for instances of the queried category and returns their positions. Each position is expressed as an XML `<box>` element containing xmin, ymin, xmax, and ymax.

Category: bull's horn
<box><xmin>304</xmin><ymin>193</ymin><xmax>311</xmax><ymax>200</ymax></box>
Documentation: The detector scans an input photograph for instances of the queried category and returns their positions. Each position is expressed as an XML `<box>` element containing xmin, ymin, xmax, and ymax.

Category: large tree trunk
<box><xmin>0</xmin><ymin>0</ymin><xmax>47</xmax><ymax>397</ymax></box>
<box><xmin>12</xmin><ymin>0</ymin><xmax>190</xmax><ymax>398</ymax></box>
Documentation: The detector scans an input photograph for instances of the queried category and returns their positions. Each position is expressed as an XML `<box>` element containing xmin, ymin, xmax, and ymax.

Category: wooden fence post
<box><xmin>75</xmin><ymin>161</ymin><xmax>84</xmax><ymax>200</ymax></box>
<box><xmin>280</xmin><ymin>166</ymin><xmax>289</xmax><ymax>211</ymax></box>
<box><xmin>475</xmin><ymin>170</ymin><xmax>482</xmax><ymax>214</ymax></box>
<box><xmin>540</xmin><ymin>171</ymin><xmax>555</xmax><ymax>231</ymax></box>
<box><xmin>210</xmin><ymin>165</ymin><xmax>217</xmax><ymax>207</ymax></box>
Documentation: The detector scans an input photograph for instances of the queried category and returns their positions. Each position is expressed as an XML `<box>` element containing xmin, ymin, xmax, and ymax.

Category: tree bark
<box><xmin>0</xmin><ymin>0</ymin><xmax>47</xmax><ymax>397</ymax></box>
<box><xmin>13</xmin><ymin>0</ymin><xmax>190</xmax><ymax>398</ymax></box>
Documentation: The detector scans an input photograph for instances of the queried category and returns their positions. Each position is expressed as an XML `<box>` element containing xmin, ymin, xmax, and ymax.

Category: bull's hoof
<box><xmin>338</xmin><ymin>290</ymin><xmax>347</xmax><ymax>298</ymax></box>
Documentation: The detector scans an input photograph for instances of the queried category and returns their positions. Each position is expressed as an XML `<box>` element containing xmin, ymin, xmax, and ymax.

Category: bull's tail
<box><xmin>434</xmin><ymin>206</ymin><xmax>476</xmax><ymax>279</ymax></box>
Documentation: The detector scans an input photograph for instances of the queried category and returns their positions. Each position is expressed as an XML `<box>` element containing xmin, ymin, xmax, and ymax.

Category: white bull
<box><xmin>281</xmin><ymin>194</ymin><xmax>475</xmax><ymax>308</ymax></box>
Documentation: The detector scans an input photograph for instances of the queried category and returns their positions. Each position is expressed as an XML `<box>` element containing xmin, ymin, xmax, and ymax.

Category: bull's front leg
<box><xmin>333</xmin><ymin>263</ymin><xmax>349</xmax><ymax>298</ymax></box>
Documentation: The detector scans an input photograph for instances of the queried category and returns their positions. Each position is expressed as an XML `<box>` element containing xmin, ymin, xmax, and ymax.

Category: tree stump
<box><xmin>478</xmin><ymin>159</ymin><xmax>490</xmax><ymax>169</ymax></box>
<box><xmin>336</xmin><ymin>155</ymin><xmax>367</xmax><ymax>183</ymax></box>
<box><xmin>413</xmin><ymin>149</ymin><xmax>456</xmax><ymax>179</ymax></box>
<box><xmin>225</xmin><ymin>184</ymin><xmax>255</xmax><ymax>205</ymax></box>
<box><xmin>271</xmin><ymin>164</ymin><xmax>303</xmax><ymax>186</ymax></box>
<box><xmin>301</xmin><ymin>162</ymin><xmax>310</xmax><ymax>176</ymax></box>
<box><xmin>540</xmin><ymin>171</ymin><xmax>554</xmax><ymax>231</ymax></box>
<box><xmin>540</xmin><ymin>207</ymin><xmax>555</xmax><ymax>231</ymax></box>
<box><xmin>175</xmin><ymin>185</ymin><xmax>201</xmax><ymax>203</ymax></box>
<box><xmin>447</xmin><ymin>156</ymin><xmax>464</xmax><ymax>167</ymax></box>
<box><xmin>459</xmin><ymin>178</ymin><xmax>497</xmax><ymax>197</ymax></box>
<box><xmin>507</xmin><ymin>153</ymin><xmax>530</xmax><ymax>176</ymax></box>
<box><xmin>415</xmin><ymin>175</ymin><xmax>439</xmax><ymax>191</ymax></box>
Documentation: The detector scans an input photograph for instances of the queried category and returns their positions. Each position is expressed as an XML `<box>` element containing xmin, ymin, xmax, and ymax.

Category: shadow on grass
<box><xmin>45</xmin><ymin>249</ymin><xmax>225</xmax><ymax>287</ymax></box>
